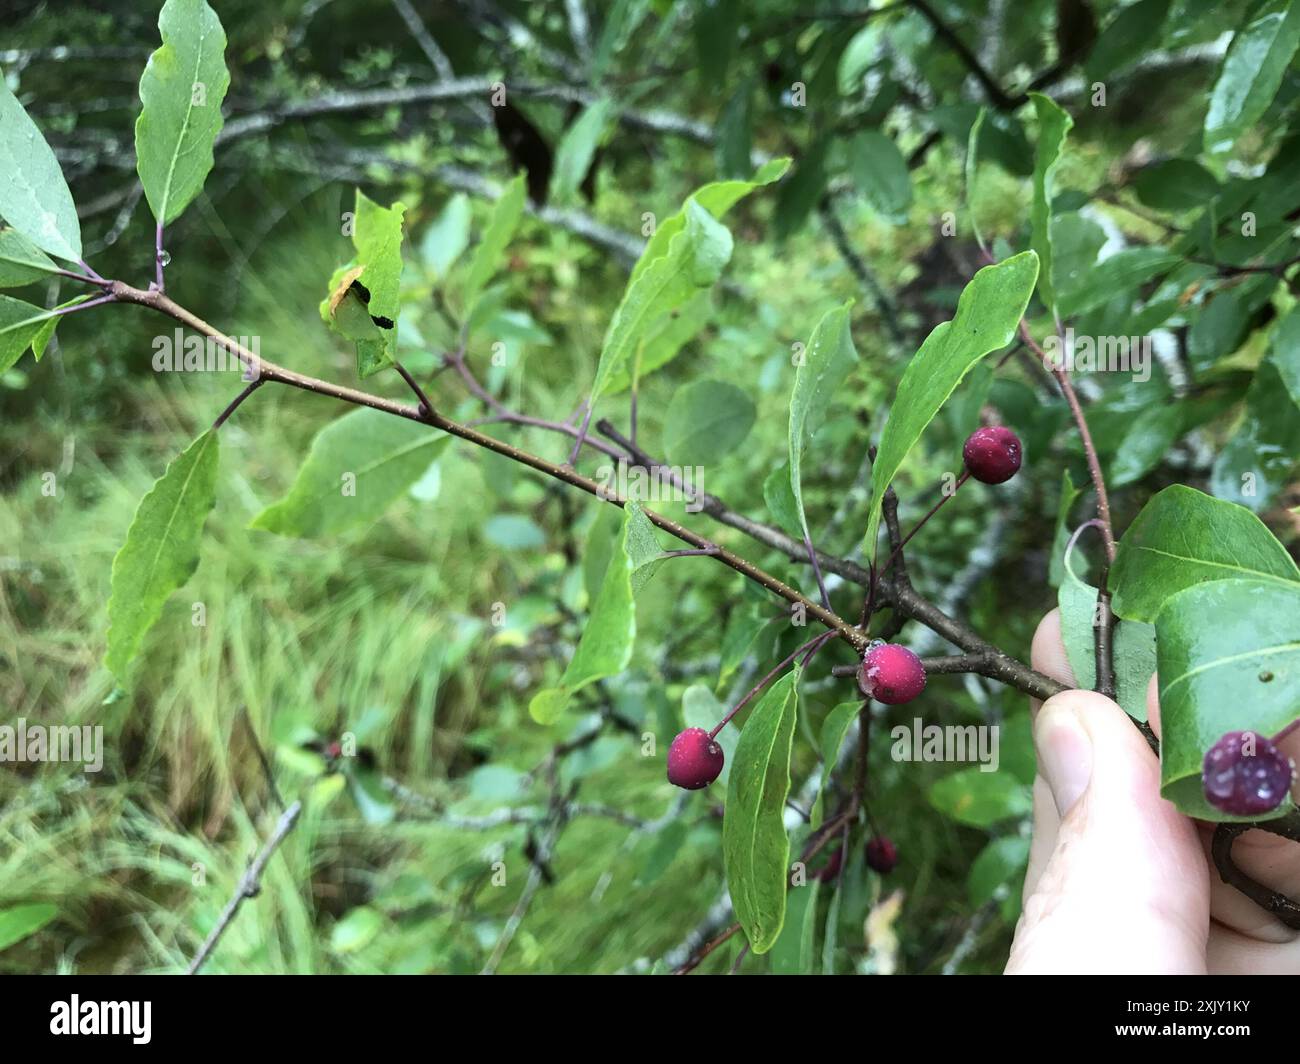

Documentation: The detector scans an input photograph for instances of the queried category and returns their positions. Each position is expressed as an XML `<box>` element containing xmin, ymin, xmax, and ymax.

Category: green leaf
<box><xmin>330</xmin><ymin>905</ymin><xmax>386</xmax><ymax>953</ymax></box>
<box><xmin>0</xmin><ymin>902</ymin><xmax>58</xmax><ymax>951</ymax></box>
<box><xmin>0</xmin><ymin>81</ymin><xmax>81</xmax><ymax>261</ymax></box>
<box><xmin>343</xmin><ymin>762</ymin><xmax>397</xmax><ymax>826</ymax></box>
<box><xmin>251</xmin><ymin>409</ymin><xmax>448</xmax><ymax>537</ymax></box>
<box><xmin>789</xmin><ymin>301</ymin><xmax>858</xmax><ymax>546</ymax></box>
<box><xmin>529</xmin><ymin>502</ymin><xmax>643</xmax><ymax>724</ymax></box>
<box><xmin>1204</xmin><ymin>0</ymin><xmax>1300</xmax><ymax>154</ymax></box>
<box><xmin>967</xmin><ymin>837</ymin><xmax>1030</xmax><ymax>907</ymax></box>
<box><xmin>771</xmin><ymin>877</ymin><xmax>820</xmax><ymax>974</ymax></box>
<box><xmin>715</xmin><ymin>77</ymin><xmax>755</xmax><ymax>179</ymax></box>
<box><xmin>965</xmin><ymin>108</ymin><xmax>987</xmax><ymax>254</ymax></box>
<box><xmin>593</xmin><ymin>0</ymin><xmax>652</xmax><ymax>78</ymax></box>
<box><xmin>1086</xmin><ymin>0</ymin><xmax>1171</xmax><ymax>81</ymax></box>
<box><xmin>0</xmin><ymin>295</ymin><xmax>72</xmax><ymax>372</ymax></box>
<box><xmin>1210</xmin><ymin>358</ymin><xmax>1300</xmax><ymax>511</ymax></box>
<box><xmin>419</xmin><ymin>193</ymin><xmax>471</xmax><ymax>280</ymax></box>
<box><xmin>774</xmin><ymin>141</ymin><xmax>828</xmax><ymax>241</ymax></box>
<box><xmin>1271</xmin><ymin>304</ymin><xmax>1300</xmax><ymax>410</ymax></box>
<box><xmin>1056</xmin><ymin>247</ymin><xmax>1180</xmax><ymax>319</ymax></box>
<box><xmin>663</xmin><ymin>378</ymin><xmax>756</xmax><ymax>465</ymax></box>
<box><xmin>929</xmin><ymin>767</ymin><xmax>1032</xmax><ymax>828</ymax></box>
<box><xmin>717</xmin><ymin>609</ymin><xmax>771</xmax><ymax>689</ymax></box>
<box><xmin>1110</xmin><ymin>403</ymin><xmax>1183</xmax><ymax>487</ymax></box>
<box><xmin>811</xmin><ymin>702</ymin><xmax>858</xmax><ymax>829</ymax></box>
<box><xmin>464</xmin><ymin>173</ymin><xmax>527</xmax><ymax>313</ymax></box>
<box><xmin>847</xmin><ymin>131</ymin><xmax>912</xmax><ymax>219</ymax></box>
<box><xmin>1133</xmin><ymin>159</ymin><xmax>1222</xmax><ymax>211</ymax></box>
<box><xmin>134</xmin><ymin>0</ymin><xmax>231</xmax><ymax>226</ymax></box>
<box><xmin>723</xmin><ymin>668</ymin><xmax>799</xmax><ymax>954</ymax></box>
<box><xmin>863</xmin><ymin>252</ymin><xmax>1039</xmax><ymax>554</ymax></box>
<box><xmin>1111</xmin><ymin>485</ymin><xmax>1300</xmax><ymax>622</ymax></box>
<box><xmin>586</xmin><ymin>198</ymin><xmax>734</xmax><ymax>417</ymax></box>
<box><xmin>682</xmin><ymin>684</ymin><xmax>737</xmax><ymax>787</ymax></box>
<box><xmin>1156</xmin><ymin>578</ymin><xmax>1300</xmax><ymax>821</ymax></box>
<box><xmin>1048</xmin><ymin>470</ymin><xmax>1081</xmax><ymax>588</ymax></box>
<box><xmin>601</xmin><ymin>290</ymin><xmax>714</xmax><ymax>394</ymax></box>
<box><xmin>1058</xmin><ymin>549</ymin><xmax>1156</xmax><ymax>722</ymax></box>
<box><xmin>340</xmin><ymin>191</ymin><xmax>406</xmax><ymax>379</ymax></box>
<box><xmin>0</xmin><ymin>228</ymin><xmax>57</xmax><ymax>287</ymax></box>
<box><xmin>105</xmin><ymin>431</ymin><xmax>220</xmax><ymax>681</ymax></box>
<box><xmin>30</xmin><ymin>294</ymin><xmax>94</xmax><ymax>361</ymax></box>
<box><xmin>1029</xmin><ymin>94</ymin><xmax>1072</xmax><ymax>314</ymax></box>
<box><xmin>550</xmin><ymin>98</ymin><xmax>615</xmax><ymax>203</ymax></box>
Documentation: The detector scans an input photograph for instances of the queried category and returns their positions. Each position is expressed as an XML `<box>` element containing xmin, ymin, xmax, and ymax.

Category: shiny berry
<box><xmin>962</xmin><ymin>426</ymin><xmax>1022</xmax><ymax>484</ymax></box>
<box><xmin>1202</xmin><ymin>730</ymin><xmax>1295</xmax><ymax>816</ymax></box>
<box><xmin>859</xmin><ymin>642</ymin><xmax>926</xmax><ymax>704</ymax></box>
<box><xmin>865</xmin><ymin>836</ymin><xmax>897</xmax><ymax>874</ymax></box>
<box><xmin>667</xmin><ymin>727</ymin><xmax>725</xmax><ymax>790</ymax></box>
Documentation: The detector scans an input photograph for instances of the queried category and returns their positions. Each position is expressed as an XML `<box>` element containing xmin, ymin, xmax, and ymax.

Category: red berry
<box><xmin>865</xmin><ymin>835</ymin><xmax>897</xmax><ymax>874</ymax></box>
<box><xmin>667</xmin><ymin>727</ymin><xmax>725</xmax><ymax>790</ymax></box>
<box><xmin>1202</xmin><ymin>730</ymin><xmax>1295</xmax><ymax>816</ymax></box>
<box><xmin>818</xmin><ymin>846</ymin><xmax>844</xmax><ymax>883</ymax></box>
<box><xmin>962</xmin><ymin>426</ymin><xmax>1022</xmax><ymax>484</ymax></box>
<box><xmin>859</xmin><ymin>642</ymin><xmax>926</xmax><ymax>704</ymax></box>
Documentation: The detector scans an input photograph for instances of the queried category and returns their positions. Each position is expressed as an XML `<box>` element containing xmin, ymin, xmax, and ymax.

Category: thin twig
<box><xmin>187</xmin><ymin>800</ymin><xmax>302</xmax><ymax>975</ymax></box>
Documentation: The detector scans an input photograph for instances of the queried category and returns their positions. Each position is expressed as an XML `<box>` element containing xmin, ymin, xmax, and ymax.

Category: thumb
<box><xmin>1006</xmin><ymin>689</ymin><xmax>1210</xmax><ymax>974</ymax></box>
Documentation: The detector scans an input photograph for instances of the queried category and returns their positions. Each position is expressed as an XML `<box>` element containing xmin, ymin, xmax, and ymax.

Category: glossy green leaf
<box><xmin>0</xmin><ymin>902</ymin><xmax>58</xmax><ymax>951</ymax></box>
<box><xmin>1204</xmin><ymin>0</ymin><xmax>1300</xmax><ymax>153</ymax></box>
<box><xmin>1086</xmin><ymin>0</ymin><xmax>1171</xmax><ymax>80</ymax></box>
<box><xmin>1111</xmin><ymin>485</ymin><xmax>1300</xmax><ymax>622</ymax></box>
<box><xmin>1210</xmin><ymin>358</ymin><xmax>1300</xmax><ymax>511</ymax></box>
<box><xmin>529</xmin><ymin>502</ymin><xmax>643</xmax><ymax>724</ymax></box>
<box><xmin>1058</xmin><ymin>549</ymin><xmax>1156</xmax><ymax>722</ymax></box>
<box><xmin>250</xmin><ymin>408</ymin><xmax>449</xmax><ymax>537</ymax></box>
<box><xmin>1156</xmin><ymin>578</ymin><xmax>1300</xmax><ymax>821</ymax></box>
<box><xmin>663</xmin><ymin>378</ymin><xmax>755</xmax><ymax>466</ymax></box>
<box><xmin>928</xmin><ymin>767</ymin><xmax>1032</xmax><ymax>828</ymax></box>
<box><xmin>601</xmin><ymin>290</ymin><xmax>714</xmax><ymax>394</ymax></box>
<box><xmin>134</xmin><ymin>0</ymin><xmax>230</xmax><ymax>226</ymax></box>
<box><xmin>1029</xmin><ymin>94</ymin><xmax>1072</xmax><ymax>314</ymax></box>
<box><xmin>848</xmin><ymin>131</ymin><xmax>911</xmax><ymax>219</ymax></box>
<box><xmin>0</xmin><ymin>228</ymin><xmax>57</xmax><ymax>287</ymax></box>
<box><xmin>30</xmin><ymin>294</ymin><xmax>93</xmax><ymax>362</ymax></box>
<box><xmin>715</xmin><ymin>77</ymin><xmax>754</xmax><ymax>179</ymax></box>
<box><xmin>550</xmin><ymin>98</ymin><xmax>615</xmax><ymax>203</ymax></box>
<box><xmin>1110</xmin><ymin>403</ymin><xmax>1183</xmax><ymax>487</ymax></box>
<box><xmin>0</xmin><ymin>81</ymin><xmax>81</xmax><ymax>261</ymax></box>
<box><xmin>682</xmin><ymin>684</ymin><xmax>737</xmax><ymax>787</ymax></box>
<box><xmin>863</xmin><ymin>252</ymin><xmax>1038</xmax><ymax>554</ymax></box>
<box><xmin>1057</xmin><ymin>247</ymin><xmax>1180</xmax><ymax>319</ymax></box>
<box><xmin>717</xmin><ymin>609</ymin><xmax>772</xmax><ymax>690</ymax></box>
<box><xmin>789</xmin><ymin>301</ymin><xmax>857</xmax><ymax>547</ymax></box>
<box><xmin>811</xmin><ymin>701</ymin><xmax>858</xmax><ymax>829</ymax></box>
<box><xmin>723</xmin><ymin>667</ymin><xmax>799</xmax><ymax>954</ymax></box>
<box><xmin>965</xmin><ymin>108</ymin><xmax>987</xmax><ymax>254</ymax></box>
<box><xmin>464</xmin><ymin>173</ymin><xmax>526</xmax><ymax>313</ymax></box>
<box><xmin>1133</xmin><ymin>159</ymin><xmax>1222</xmax><ymax>210</ymax></box>
<box><xmin>105</xmin><ymin>431</ymin><xmax>220</xmax><ymax>680</ymax></box>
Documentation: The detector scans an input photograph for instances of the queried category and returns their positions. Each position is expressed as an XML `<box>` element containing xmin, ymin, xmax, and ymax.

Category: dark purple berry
<box><xmin>865</xmin><ymin>835</ymin><xmax>898</xmax><ymax>874</ymax></box>
<box><xmin>667</xmin><ymin>727</ymin><xmax>725</xmax><ymax>790</ymax></box>
<box><xmin>817</xmin><ymin>846</ymin><xmax>844</xmax><ymax>883</ymax></box>
<box><xmin>859</xmin><ymin>642</ymin><xmax>926</xmax><ymax>705</ymax></box>
<box><xmin>962</xmin><ymin>426</ymin><xmax>1022</xmax><ymax>484</ymax></box>
<box><xmin>1202</xmin><ymin>730</ymin><xmax>1295</xmax><ymax>816</ymax></box>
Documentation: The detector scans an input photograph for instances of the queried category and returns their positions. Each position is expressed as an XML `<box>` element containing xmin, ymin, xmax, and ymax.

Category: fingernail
<box><xmin>1035</xmin><ymin>698</ymin><xmax>1093</xmax><ymax>818</ymax></box>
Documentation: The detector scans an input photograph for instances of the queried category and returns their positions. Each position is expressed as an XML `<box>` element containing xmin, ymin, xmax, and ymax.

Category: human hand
<box><xmin>1005</xmin><ymin>609</ymin><xmax>1300</xmax><ymax>974</ymax></box>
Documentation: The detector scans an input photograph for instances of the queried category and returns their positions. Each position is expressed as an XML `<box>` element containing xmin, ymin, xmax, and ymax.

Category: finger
<box><xmin>1007</xmin><ymin>689</ymin><xmax>1209</xmax><ymax>974</ymax></box>
<box><xmin>1022</xmin><ymin>611</ymin><xmax>1076</xmax><ymax>898</ymax></box>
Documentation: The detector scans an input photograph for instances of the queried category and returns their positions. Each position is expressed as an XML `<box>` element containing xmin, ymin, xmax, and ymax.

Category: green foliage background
<box><xmin>0</xmin><ymin>0</ymin><xmax>1297</xmax><ymax>974</ymax></box>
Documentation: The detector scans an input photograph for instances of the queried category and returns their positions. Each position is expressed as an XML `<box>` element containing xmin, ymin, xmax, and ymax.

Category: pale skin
<box><xmin>1007</xmin><ymin>610</ymin><xmax>1300</xmax><ymax>975</ymax></box>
